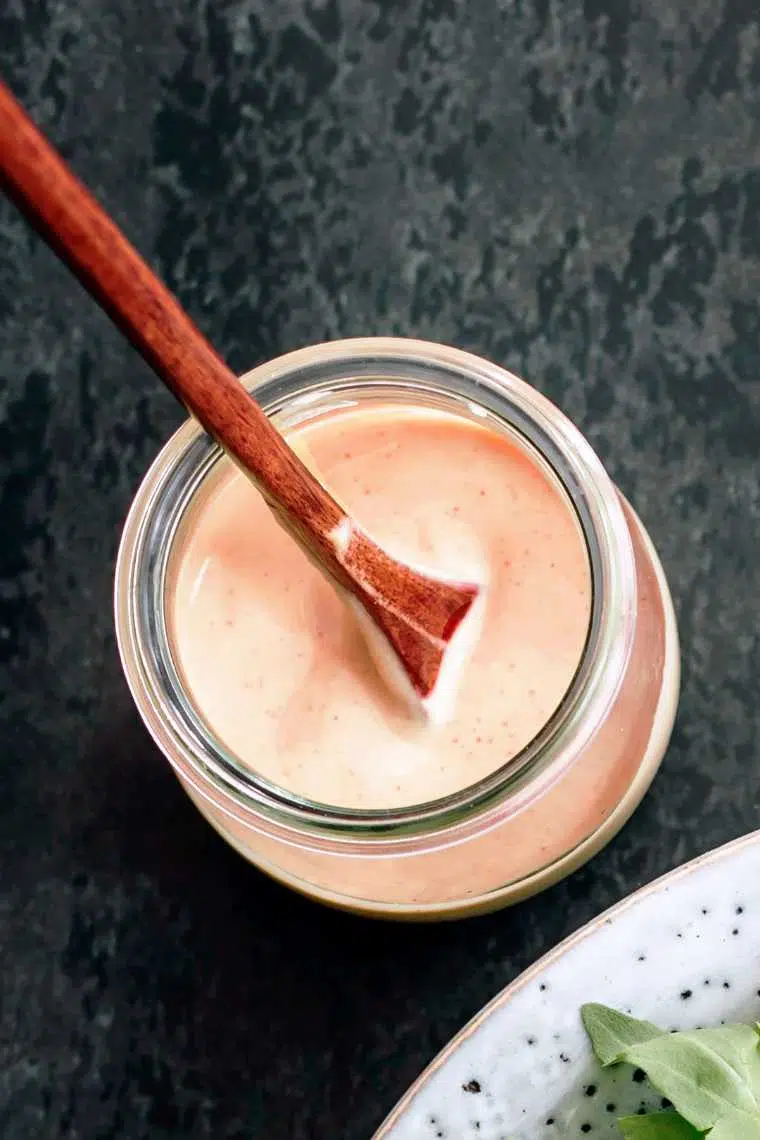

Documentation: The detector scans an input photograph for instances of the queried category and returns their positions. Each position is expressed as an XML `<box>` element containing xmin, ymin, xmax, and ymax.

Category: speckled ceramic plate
<box><xmin>374</xmin><ymin>831</ymin><xmax>760</xmax><ymax>1138</ymax></box>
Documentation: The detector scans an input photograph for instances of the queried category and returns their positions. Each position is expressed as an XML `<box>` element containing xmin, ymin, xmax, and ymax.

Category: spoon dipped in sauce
<box><xmin>0</xmin><ymin>78</ymin><xmax>482</xmax><ymax>721</ymax></box>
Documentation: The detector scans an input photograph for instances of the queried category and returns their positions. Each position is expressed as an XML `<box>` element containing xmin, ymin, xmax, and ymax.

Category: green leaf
<box><xmin>623</xmin><ymin>1034</ymin><xmax>758</xmax><ymax>1130</ymax></box>
<box><xmin>581</xmin><ymin>1003</ymin><xmax>666</xmax><ymax>1066</ymax></box>
<box><xmin>708</xmin><ymin>1108</ymin><xmax>760</xmax><ymax>1139</ymax></box>
<box><xmin>582</xmin><ymin>1006</ymin><xmax>760</xmax><ymax>1136</ymax></box>
<box><xmin>682</xmin><ymin>1026</ymin><xmax>760</xmax><ymax>1097</ymax></box>
<box><xmin>617</xmin><ymin>1111</ymin><xmax>701</xmax><ymax>1138</ymax></box>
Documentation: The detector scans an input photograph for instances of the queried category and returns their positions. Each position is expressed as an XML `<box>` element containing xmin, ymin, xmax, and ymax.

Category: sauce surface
<box><xmin>169</xmin><ymin>406</ymin><xmax>591</xmax><ymax>809</ymax></box>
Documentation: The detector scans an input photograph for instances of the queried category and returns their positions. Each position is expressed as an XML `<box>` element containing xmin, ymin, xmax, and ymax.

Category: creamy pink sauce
<box><xmin>168</xmin><ymin>406</ymin><xmax>592</xmax><ymax>810</ymax></box>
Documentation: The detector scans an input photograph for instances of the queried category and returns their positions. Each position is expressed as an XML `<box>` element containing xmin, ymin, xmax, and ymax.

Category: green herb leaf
<box><xmin>583</xmin><ymin>1006</ymin><xmax>760</xmax><ymax>1134</ymax></box>
<box><xmin>681</xmin><ymin>1026</ymin><xmax>760</xmax><ymax>1095</ymax></box>
<box><xmin>621</xmin><ymin>1033</ymin><xmax>758</xmax><ymax>1130</ymax></box>
<box><xmin>707</xmin><ymin>1108</ymin><xmax>760</xmax><ymax>1139</ymax></box>
<box><xmin>616</xmin><ymin>1111</ymin><xmax>701</xmax><ymax>1139</ymax></box>
<box><xmin>581</xmin><ymin>1003</ymin><xmax>666</xmax><ymax>1066</ymax></box>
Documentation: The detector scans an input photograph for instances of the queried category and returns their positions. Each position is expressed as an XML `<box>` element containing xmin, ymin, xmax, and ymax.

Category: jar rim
<box><xmin>114</xmin><ymin>337</ymin><xmax>637</xmax><ymax>840</ymax></box>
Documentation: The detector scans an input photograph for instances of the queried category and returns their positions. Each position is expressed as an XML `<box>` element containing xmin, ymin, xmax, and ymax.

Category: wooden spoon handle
<box><xmin>0</xmin><ymin>80</ymin><xmax>484</xmax><ymax>706</ymax></box>
<box><xmin>0</xmin><ymin>79</ymin><xmax>343</xmax><ymax>546</ymax></box>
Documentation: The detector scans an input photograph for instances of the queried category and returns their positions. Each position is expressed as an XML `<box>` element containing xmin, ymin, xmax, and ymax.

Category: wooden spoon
<box><xmin>0</xmin><ymin>79</ymin><xmax>481</xmax><ymax>719</ymax></box>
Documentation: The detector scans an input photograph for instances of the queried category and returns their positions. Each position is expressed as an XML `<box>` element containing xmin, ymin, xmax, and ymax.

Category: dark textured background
<box><xmin>1</xmin><ymin>0</ymin><xmax>759</xmax><ymax>1136</ymax></box>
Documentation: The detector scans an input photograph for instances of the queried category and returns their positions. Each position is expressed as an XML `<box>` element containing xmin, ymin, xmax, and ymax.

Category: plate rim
<box><xmin>373</xmin><ymin>827</ymin><xmax>760</xmax><ymax>1137</ymax></box>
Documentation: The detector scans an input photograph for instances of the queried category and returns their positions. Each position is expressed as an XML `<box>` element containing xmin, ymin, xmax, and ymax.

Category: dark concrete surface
<box><xmin>2</xmin><ymin>0</ymin><xmax>760</xmax><ymax>1136</ymax></box>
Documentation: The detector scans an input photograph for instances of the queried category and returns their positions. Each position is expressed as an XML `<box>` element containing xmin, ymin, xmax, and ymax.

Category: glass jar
<box><xmin>114</xmin><ymin>338</ymin><xmax>679</xmax><ymax>920</ymax></box>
